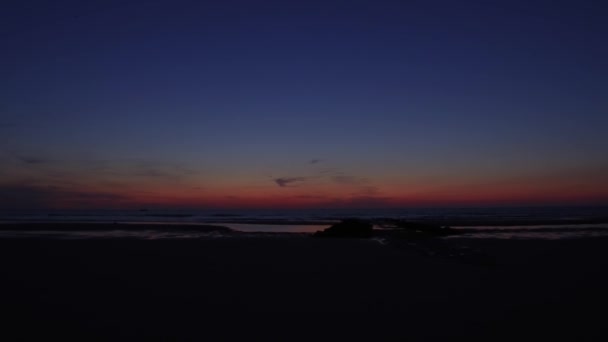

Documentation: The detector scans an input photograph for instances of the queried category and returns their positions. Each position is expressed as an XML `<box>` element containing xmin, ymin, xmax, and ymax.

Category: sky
<box><xmin>1</xmin><ymin>0</ymin><xmax>607</xmax><ymax>210</ymax></box>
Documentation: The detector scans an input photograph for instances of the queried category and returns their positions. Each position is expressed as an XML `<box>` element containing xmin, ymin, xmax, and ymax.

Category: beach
<box><xmin>1</xmin><ymin>223</ymin><xmax>608</xmax><ymax>341</ymax></box>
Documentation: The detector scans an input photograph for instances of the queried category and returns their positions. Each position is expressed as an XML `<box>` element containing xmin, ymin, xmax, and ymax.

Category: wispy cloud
<box><xmin>16</xmin><ymin>156</ymin><xmax>54</xmax><ymax>165</ymax></box>
<box><xmin>132</xmin><ymin>167</ymin><xmax>182</xmax><ymax>180</ymax></box>
<box><xmin>274</xmin><ymin>177</ymin><xmax>307</xmax><ymax>187</ymax></box>
<box><xmin>343</xmin><ymin>195</ymin><xmax>392</xmax><ymax>207</ymax></box>
<box><xmin>7</xmin><ymin>155</ymin><xmax>203</xmax><ymax>184</ymax></box>
<box><xmin>354</xmin><ymin>186</ymin><xmax>380</xmax><ymax>196</ymax></box>
<box><xmin>0</xmin><ymin>184</ymin><xmax>130</xmax><ymax>209</ymax></box>
<box><xmin>309</xmin><ymin>158</ymin><xmax>322</xmax><ymax>164</ymax></box>
<box><xmin>326</xmin><ymin>195</ymin><xmax>393</xmax><ymax>208</ymax></box>
<box><xmin>295</xmin><ymin>194</ymin><xmax>327</xmax><ymax>199</ymax></box>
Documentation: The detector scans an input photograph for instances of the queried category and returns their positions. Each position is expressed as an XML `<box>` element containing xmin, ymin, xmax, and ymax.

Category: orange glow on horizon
<box><xmin>34</xmin><ymin>171</ymin><xmax>608</xmax><ymax>210</ymax></box>
<box><xmin>47</xmin><ymin>185</ymin><xmax>608</xmax><ymax>210</ymax></box>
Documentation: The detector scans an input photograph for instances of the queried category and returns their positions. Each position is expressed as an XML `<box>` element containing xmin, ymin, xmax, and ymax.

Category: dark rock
<box><xmin>313</xmin><ymin>219</ymin><xmax>373</xmax><ymax>238</ymax></box>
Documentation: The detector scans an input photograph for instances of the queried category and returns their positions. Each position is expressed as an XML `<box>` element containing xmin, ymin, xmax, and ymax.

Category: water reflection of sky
<box><xmin>454</xmin><ymin>224</ymin><xmax>608</xmax><ymax>230</ymax></box>
<box><xmin>0</xmin><ymin>224</ymin><xmax>328</xmax><ymax>240</ymax></box>
<box><xmin>448</xmin><ymin>224</ymin><xmax>608</xmax><ymax>240</ymax></box>
<box><xmin>223</xmin><ymin>224</ymin><xmax>327</xmax><ymax>233</ymax></box>
<box><xmin>0</xmin><ymin>230</ymin><xmax>229</xmax><ymax>240</ymax></box>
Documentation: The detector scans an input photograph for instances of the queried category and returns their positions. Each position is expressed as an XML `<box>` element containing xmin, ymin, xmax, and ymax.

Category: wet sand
<box><xmin>1</xmin><ymin>226</ymin><xmax>608</xmax><ymax>341</ymax></box>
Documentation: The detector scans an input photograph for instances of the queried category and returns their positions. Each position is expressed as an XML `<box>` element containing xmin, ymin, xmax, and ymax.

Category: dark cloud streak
<box><xmin>274</xmin><ymin>177</ymin><xmax>306</xmax><ymax>187</ymax></box>
<box><xmin>16</xmin><ymin>156</ymin><xmax>54</xmax><ymax>165</ymax></box>
<box><xmin>0</xmin><ymin>184</ymin><xmax>129</xmax><ymax>210</ymax></box>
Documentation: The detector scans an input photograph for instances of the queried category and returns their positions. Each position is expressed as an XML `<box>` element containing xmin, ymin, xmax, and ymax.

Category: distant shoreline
<box><xmin>1</xmin><ymin>221</ymin><xmax>608</xmax><ymax>241</ymax></box>
<box><xmin>1</xmin><ymin>216</ymin><xmax>608</xmax><ymax>228</ymax></box>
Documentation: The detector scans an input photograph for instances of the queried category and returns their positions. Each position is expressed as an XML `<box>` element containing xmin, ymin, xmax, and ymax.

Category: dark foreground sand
<box><xmin>2</xmin><ymin>229</ymin><xmax>608</xmax><ymax>341</ymax></box>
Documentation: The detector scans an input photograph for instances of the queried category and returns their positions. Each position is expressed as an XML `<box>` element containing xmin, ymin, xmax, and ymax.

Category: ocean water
<box><xmin>448</xmin><ymin>224</ymin><xmax>608</xmax><ymax>240</ymax></box>
<box><xmin>1</xmin><ymin>206</ymin><xmax>607</xmax><ymax>240</ymax></box>
<box><xmin>2</xmin><ymin>206</ymin><xmax>607</xmax><ymax>223</ymax></box>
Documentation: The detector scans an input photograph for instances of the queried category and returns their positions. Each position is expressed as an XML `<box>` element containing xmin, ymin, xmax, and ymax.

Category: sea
<box><xmin>1</xmin><ymin>206</ymin><xmax>607</xmax><ymax>240</ymax></box>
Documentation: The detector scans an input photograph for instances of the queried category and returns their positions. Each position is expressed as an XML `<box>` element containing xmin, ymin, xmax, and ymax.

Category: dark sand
<box><xmin>2</xmin><ymin>225</ymin><xmax>608</xmax><ymax>341</ymax></box>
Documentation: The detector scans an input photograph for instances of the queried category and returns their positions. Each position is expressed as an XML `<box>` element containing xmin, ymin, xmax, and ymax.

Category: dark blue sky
<box><xmin>1</xmin><ymin>0</ymin><xmax>607</xmax><ymax>209</ymax></box>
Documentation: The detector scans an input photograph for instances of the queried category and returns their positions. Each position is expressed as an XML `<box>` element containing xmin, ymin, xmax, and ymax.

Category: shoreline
<box><xmin>1</xmin><ymin>221</ymin><xmax>608</xmax><ymax>242</ymax></box>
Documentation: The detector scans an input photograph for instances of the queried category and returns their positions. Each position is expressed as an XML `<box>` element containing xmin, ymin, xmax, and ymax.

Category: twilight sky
<box><xmin>1</xmin><ymin>0</ymin><xmax>607</xmax><ymax>209</ymax></box>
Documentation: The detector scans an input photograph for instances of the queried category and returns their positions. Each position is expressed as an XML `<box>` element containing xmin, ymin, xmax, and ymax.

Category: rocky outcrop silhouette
<box><xmin>313</xmin><ymin>219</ymin><xmax>373</xmax><ymax>238</ymax></box>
